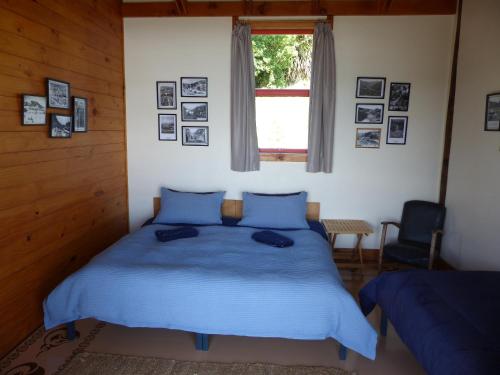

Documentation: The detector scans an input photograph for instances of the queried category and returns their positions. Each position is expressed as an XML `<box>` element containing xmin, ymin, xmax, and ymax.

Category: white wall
<box><xmin>442</xmin><ymin>0</ymin><xmax>500</xmax><ymax>270</ymax></box>
<box><xmin>124</xmin><ymin>16</ymin><xmax>454</xmax><ymax>248</ymax></box>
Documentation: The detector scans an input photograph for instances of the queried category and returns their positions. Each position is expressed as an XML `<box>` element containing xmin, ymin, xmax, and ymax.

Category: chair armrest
<box><xmin>381</xmin><ymin>221</ymin><xmax>400</xmax><ymax>228</ymax></box>
<box><xmin>428</xmin><ymin>229</ymin><xmax>444</xmax><ymax>270</ymax></box>
<box><xmin>432</xmin><ymin>229</ymin><xmax>444</xmax><ymax>236</ymax></box>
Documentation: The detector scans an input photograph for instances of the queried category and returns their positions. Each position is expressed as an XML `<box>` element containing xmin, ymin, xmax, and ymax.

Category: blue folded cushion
<box><xmin>155</xmin><ymin>227</ymin><xmax>199</xmax><ymax>242</ymax></box>
<box><xmin>153</xmin><ymin>188</ymin><xmax>225</xmax><ymax>225</ymax></box>
<box><xmin>238</xmin><ymin>191</ymin><xmax>309</xmax><ymax>229</ymax></box>
<box><xmin>252</xmin><ymin>230</ymin><xmax>294</xmax><ymax>248</ymax></box>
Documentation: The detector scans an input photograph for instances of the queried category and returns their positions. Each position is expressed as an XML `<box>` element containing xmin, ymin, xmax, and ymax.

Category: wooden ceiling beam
<box><xmin>122</xmin><ymin>1</ymin><xmax>457</xmax><ymax>18</ymax></box>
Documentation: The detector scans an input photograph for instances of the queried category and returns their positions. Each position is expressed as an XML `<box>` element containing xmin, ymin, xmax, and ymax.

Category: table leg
<box><xmin>355</xmin><ymin>234</ymin><xmax>365</xmax><ymax>273</ymax></box>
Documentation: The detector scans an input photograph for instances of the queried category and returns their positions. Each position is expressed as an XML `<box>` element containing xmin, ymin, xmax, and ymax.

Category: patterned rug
<box><xmin>58</xmin><ymin>351</ymin><xmax>352</xmax><ymax>375</ymax></box>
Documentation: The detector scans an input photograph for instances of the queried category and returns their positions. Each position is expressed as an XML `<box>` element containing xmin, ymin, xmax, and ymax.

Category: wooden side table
<box><xmin>321</xmin><ymin>219</ymin><xmax>374</xmax><ymax>267</ymax></box>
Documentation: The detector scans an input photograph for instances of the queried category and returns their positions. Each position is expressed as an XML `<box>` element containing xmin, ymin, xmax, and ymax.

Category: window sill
<box><xmin>260</xmin><ymin>153</ymin><xmax>307</xmax><ymax>162</ymax></box>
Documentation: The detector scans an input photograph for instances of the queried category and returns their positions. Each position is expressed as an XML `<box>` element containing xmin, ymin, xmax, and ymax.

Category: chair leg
<box><xmin>66</xmin><ymin>321</ymin><xmax>76</xmax><ymax>341</ymax></box>
<box><xmin>380</xmin><ymin>311</ymin><xmax>388</xmax><ymax>337</ymax></box>
<box><xmin>195</xmin><ymin>333</ymin><xmax>209</xmax><ymax>351</ymax></box>
<box><xmin>338</xmin><ymin>344</ymin><xmax>347</xmax><ymax>360</ymax></box>
<box><xmin>378</xmin><ymin>224</ymin><xmax>388</xmax><ymax>273</ymax></box>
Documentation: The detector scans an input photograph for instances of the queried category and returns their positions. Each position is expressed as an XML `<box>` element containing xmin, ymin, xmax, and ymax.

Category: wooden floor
<box><xmin>0</xmin><ymin>260</ymin><xmax>425</xmax><ymax>375</ymax></box>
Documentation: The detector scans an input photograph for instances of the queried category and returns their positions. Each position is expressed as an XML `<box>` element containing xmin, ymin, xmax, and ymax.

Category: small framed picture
<box><xmin>387</xmin><ymin>116</ymin><xmax>408</xmax><ymax>145</ymax></box>
<box><xmin>50</xmin><ymin>114</ymin><xmax>72</xmax><ymax>138</ymax></box>
<box><xmin>73</xmin><ymin>97</ymin><xmax>88</xmax><ymax>132</ymax></box>
<box><xmin>485</xmin><ymin>93</ymin><xmax>500</xmax><ymax>131</ymax></box>
<box><xmin>22</xmin><ymin>95</ymin><xmax>46</xmax><ymax>125</ymax></box>
<box><xmin>355</xmin><ymin>103</ymin><xmax>384</xmax><ymax>124</ymax></box>
<box><xmin>47</xmin><ymin>78</ymin><xmax>70</xmax><ymax>109</ymax></box>
<box><xmin>157</xmin><ymin>81</ymin><xmax>177</xmax><ymax>109</ymax></box>
<box><xmin>181</xmin><ymin>102</ymin><xmax>208</xmax><ymax>122</ymax></box>
<box><xmin>182</xmin><ymin>126</ymin><xmax>208</xmax><ymax>146</ymax></box>
<box><xmin>356</xmin><ymin>77</ymin><xmax>386</xmax><ymax>99</ymax></box>
<box><xmin>388</xmin><ymin>82</ymin><xmax>411</xmax><ymax>111</ymax></box>
<box><xmin>181</xmin><ymin>77</ymin><xmax>208</xmax><ymax>97</ymax></box>
<box><xmin>158</xmin><ymin>114</ymin><xmax>177</xmax><ymax>141</ymax></box>
<box><xmin>355</xmin><ymin>128</ymin><xmax>381</xmax><ymax>148</ymax></box>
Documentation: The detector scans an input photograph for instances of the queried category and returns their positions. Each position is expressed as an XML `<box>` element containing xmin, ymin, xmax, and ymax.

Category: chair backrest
<box><xmin>398</xmin><ymin>200</ymin><xmax>446</xmax><ymax>246</ymax></box>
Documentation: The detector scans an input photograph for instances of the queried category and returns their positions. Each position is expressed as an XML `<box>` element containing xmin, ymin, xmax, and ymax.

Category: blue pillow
<box><xmin>238</xmin><ymin>191</ymin><xmax>309</xmax><ymax>229</ymax></box>
<box><xmin>153</xmin><ymin>188</ymin><xmax>225</xmax><ymax>225</ymax></box>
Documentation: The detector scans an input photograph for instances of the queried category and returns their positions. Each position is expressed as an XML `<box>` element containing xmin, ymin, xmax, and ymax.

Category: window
<box><xmin>251</xmin><ymin>30</ymin><xmax>313</xmax><ymax>161</ymax></box>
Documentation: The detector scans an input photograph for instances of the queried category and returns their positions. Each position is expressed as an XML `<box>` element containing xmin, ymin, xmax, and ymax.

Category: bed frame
<box><xmin>66</xmin><ymin>198</ymin><xmax>349</xmax><ymax>360</ymax></box>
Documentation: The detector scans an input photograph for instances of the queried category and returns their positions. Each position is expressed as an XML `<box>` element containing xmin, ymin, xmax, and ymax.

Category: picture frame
<box><xmin>387</xmin><ymin>116</ymin><xmax>408</xmax><ymax>145</ymax></box>
<box><xmin>355</xmin><ymin>128</ymin><xmax>381</xmax><ymax>148</ymax></box>
<box><xmin>356</xmin><ymin>77</ymin><xmax>386</xmax><ymax>99</ymax></box>
<box><xmin>388</xmin><ymin>82</ymin><xmax>411</xmax><ymax>111</ymax></box>
<box><xmin>22</xmin><ymin>94</ymin><xmax>46</xmax><ymax>125</ymax></box>
<box><xmin>47</xmin><ymin>78</ymin><xmax>70</xmax><ymax>109</ymax></box>
<box><xmin>73</xmin><ymin>97</ymin><xmax>88</xmax><ymax>132</ymax></box>
<box><xmin>158</xmin><ymin>114</ymin><xmax>177</xmax><ymax>141</ymax></box>
<box><xmin>181</xmin><ymin>102</ymin><xmax>208</xmax><ymax>122</ymax></box>
<box><xmin>50</xmin><ymin>114</ymin><xmax>72</xmax><ymax>138</ymax></box>
<box><xmin>182</xmin><ymin>126</ymin><xmax>209</xmax><ymax>146</ymax></box>
<box><xmin>355</xmin><ymin>103</ymin><xmax>384</xmax><ymax>124</ymax></box>
<box><xmin>485</xmin><ymin>92</ymin><xmax>500</xmax><ymax>131</ymax></box>
<box><xmin>181</xmin><ymin>77</ymin><xmax>208</xmax><ymax>97</ymax></box>
<box><xmin>156</xmin><ymin>81</ymin><xmax>177</xmax><ymax>109</ymax></box>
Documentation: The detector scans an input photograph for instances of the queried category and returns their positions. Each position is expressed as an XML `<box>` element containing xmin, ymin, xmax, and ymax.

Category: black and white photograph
<box><xmin>156</xmin><ymin>81</ymin><xmax>177</xmax><ymax>109</ymax></box>
<box><xmin>181</xmin><ymin>102</ymin><xmax>208</xmax><ymax>122</ymax></box>
<box><xmin>22</xmin><ymin>95</ymin><xmax>46</xmax><ymax>125</ymax></box>
<box><xmin>485</xmin><ymin>93</ymin><xmax>500</xmax><ymax>131</ymax></box>
<box><xmin>387</xmin><ymin>116</ymin><xmax>408</xmax><ymax>145</ymax></box>
<box><xmin>182</xmin><ymin>126</ymin><xmax>208</xmax><ymax>146</ymax></box>
<box><xmin>50</xmin><ymin>114</ymin><xmax>72</xmax><ymax>138</ymax></box>
<box><xmin>181</xmin><ymin>77</ymin><xmax>208</xmax><ymax>97</ymax></box>
<box><xmin>73</xmin><ymin>97</ymin><xmax>88</xmax><ymax>132</ymax></box>
<box><xmin>356</xmin><ymin>77</ymin><xmax>386</xmax><ymax>99</ymax></box>
<box><xmin>388</xmin><ymin>82</ymin><xmax>411</xmax><ymax>111</ymax></box>
<box><xmin>355</xmin><ymin>128</ymin><xmax>381</xmax><ymax>148</ymax></box>
<box><xmin>355</xmin><ymin>103</ymin><xmax>384</xmax><ymax>124</ymax></box>
<box><xmin>47</xmin><ymin>78</ymin><xmax>70</xmax><ymax>109</ymax></box>
<box><xmin>158</xmin><ymin>114</ymin><xmax>177</xmax><ymax>141</ymax></box>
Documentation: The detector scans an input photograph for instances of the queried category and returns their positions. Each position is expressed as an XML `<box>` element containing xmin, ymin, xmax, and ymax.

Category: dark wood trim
<box><xmin>439</xmin><ymin>0</ymin><xmax>462</xmax><ymax>205</ymax></box>
<box><xmin>122</xmin><ymin>1</ymin><xmax>457</xmax><ymax>18</ymax></box>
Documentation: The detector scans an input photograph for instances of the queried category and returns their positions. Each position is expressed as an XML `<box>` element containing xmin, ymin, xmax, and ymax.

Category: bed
<box><xmin>44</xmin><ymin>197</ymin><xmax>377</xmax><ymax>360</ymax></box>
<box><xmin>359</xmin><ymin>270</ymin><xmax>500</xmax><ymax>374</ymax></box>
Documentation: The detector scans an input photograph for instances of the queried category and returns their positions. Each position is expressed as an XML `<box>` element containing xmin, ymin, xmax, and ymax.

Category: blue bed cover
<box><xmin>359</xmin><ymin>270</ymin><xmax>500</xmax><ymax>374</ymax></box>
<box><xmin>44</xmin><ymin>224</ymin><xmax>377</xmax><ymax>359</ymax></box>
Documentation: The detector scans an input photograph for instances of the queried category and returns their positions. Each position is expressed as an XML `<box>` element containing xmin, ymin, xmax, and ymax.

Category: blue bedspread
<box><xmin>44</xmin><ymin>225</ymin><xmax>377</xmax><ymax>359</ymax></box>
<box><xmin>359</xmin><ymin>270</ymin><xmax>500</xmax><ymax>374</ymax></box>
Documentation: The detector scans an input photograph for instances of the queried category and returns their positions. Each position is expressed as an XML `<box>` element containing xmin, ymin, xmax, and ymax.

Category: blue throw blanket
<box><xmin>44</xmin><ymin>224</ymin><xmax>377</xmax><ymax>359</ymax></box>
<box><xmin>155</xmin><ymin>227</ymin><xmax>198</xmax><ymax>242</ymax></box>
<box><xmin>252</xmin><ymin>230</ymin><xmax>294</xmax><ymax>248</ymax></box>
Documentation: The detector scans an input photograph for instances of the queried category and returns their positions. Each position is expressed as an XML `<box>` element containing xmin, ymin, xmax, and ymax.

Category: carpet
<box><xmin>59</xmin><ymin>352</ymin><xmax>353</xmax><ymax>375</ymax></box>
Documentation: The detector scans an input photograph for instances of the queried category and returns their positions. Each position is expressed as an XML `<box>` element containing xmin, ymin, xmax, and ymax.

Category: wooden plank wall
<box><xmin>0</xmin><ymin>0</ymin><xmax>128</xmax><ymax>357</ymax></box>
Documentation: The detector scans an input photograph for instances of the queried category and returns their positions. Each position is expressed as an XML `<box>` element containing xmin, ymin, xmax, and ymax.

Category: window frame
<box><xmin>252</xmin><ymin>28</ymin><xmax>313</xmax><ymax>162</ymax></box>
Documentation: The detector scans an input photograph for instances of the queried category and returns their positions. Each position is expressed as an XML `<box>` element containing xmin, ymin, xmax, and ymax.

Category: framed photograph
<box><xmin>485</xmin><ymin>93</ymin><xmax>500</xmax><ymax>131</ymax></box>
<box><xmin>73</xmin><ymin>97</ymin><xmax>88</xmax><ymax>132</ymax></box>
<box><xmin>47</xmin><ymin>78</ymin><xmax>70</xmax><ymax>109</ymax></box>
<box><xmin>181</xmin><ymin>102</ymin><xmax>208</xmax><ymax>122</ymax></box>
<box><xmin>387</xmin><ymin>116</ymin><xmax>408</xmax><ymax>145</ymax></box>
<box><xmin>156</xmin><ymin>81</ymin><xmax>177</xmax><ymax>109</ymax></box>
<box><xmin>158</xmin><ymin>114</ymin><xmax>177</xmax><ymax>141</ymax></box>
<box><xmin>388</xmin><ymin>82</ymin><xmax>411</xmax><ymax>111</ymax></box>
<box><xmin>182</xmin><ymin>126</ymin><xmax>208</xmax><ymax>146</ymax></box>
<box><xmin>355</xmin><ymin>103</ymin><xmax>384</xmax><ymax>124</ymax></box>
<box><xmin>50</xmin><ymin>114</ymin><xmax>72</xmax><ymax>138</ymax></box>
<box><xmin>22</xmin><ymin>95</ymin><xmax>46</xmax><ymax>125</ymax></box>
<box><xmin>355</xmin><ymin>128</ymin><xmax>381</xmax><ymax>148</ymax></box>
<box><xmin>356</xmin><ymin>77</ymin><xmax>386</xmax><ymax>99</ymax></box>
<box><xmin>181</xmin><ymin>77</ymin><xmax>208</xmax><ymax>97</ymax></box>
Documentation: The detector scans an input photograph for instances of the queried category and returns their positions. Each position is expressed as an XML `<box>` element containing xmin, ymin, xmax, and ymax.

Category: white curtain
<box><xmin>307</xmin><ymin>23</ymin><xmax>336</xmax><ymax>173</ymax></box>
<box><xmin>230</xmin><ymin>24</ymin><xmax>260</xmax><ymax>172</ymax></box>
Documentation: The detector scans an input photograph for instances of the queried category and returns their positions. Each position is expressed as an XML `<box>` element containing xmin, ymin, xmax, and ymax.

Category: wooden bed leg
<box><xmin>66</xmin><ymin>321</ymin><xmax>76</xmax><ymax>341</ymax></box>
<box><xmin>195</xmin><ymin>333</ymin><xmax>209</xmax><ymax>351</ymax></box>
<box><xmin>338</xmin><ymin>344</ymin><xmax>347</xmax><ymax>360</ymax></box>
<box><xmin>380</xmin><ymin>312</ymin><xmax>388</xmax><ymax>337</ymax></box>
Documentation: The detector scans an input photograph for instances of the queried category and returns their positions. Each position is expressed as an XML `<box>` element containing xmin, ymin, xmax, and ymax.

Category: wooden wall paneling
<box><xmin>0</xmin><ymin>0</ymin><xmax>128</xmax><ymax>358</ymax></box>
